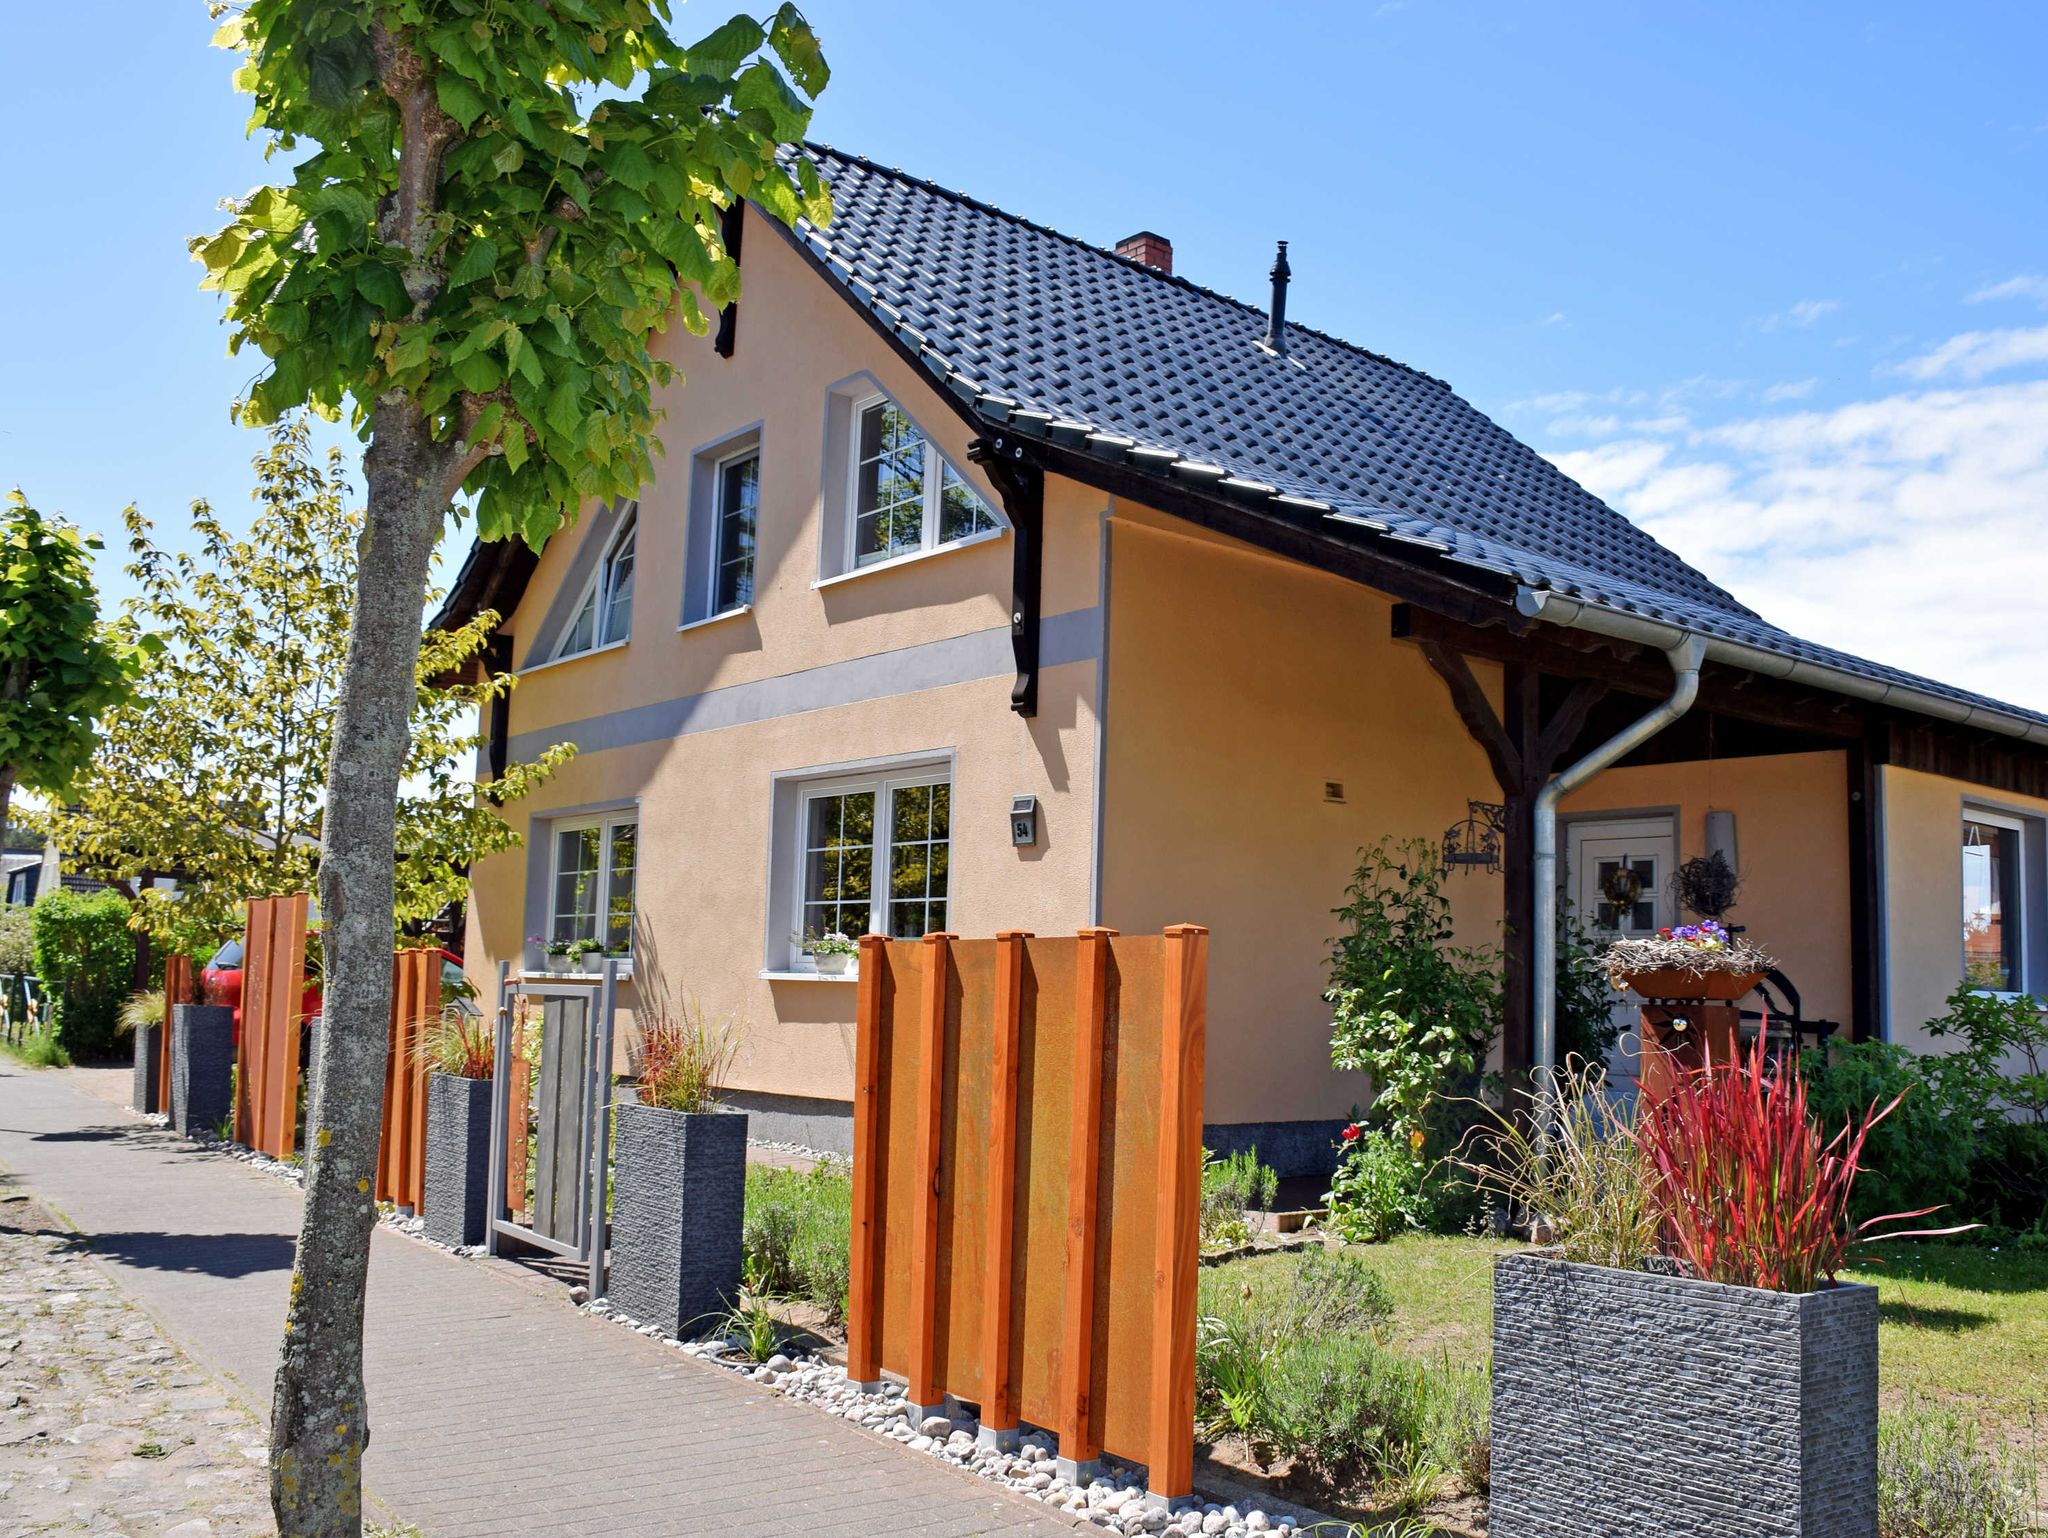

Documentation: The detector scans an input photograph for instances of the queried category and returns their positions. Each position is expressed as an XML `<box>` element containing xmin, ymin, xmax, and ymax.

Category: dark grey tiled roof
<box><xmin>792</xmin><ymin>144</ymin><xmax>2048</xmax><ymax>736</ymax></box>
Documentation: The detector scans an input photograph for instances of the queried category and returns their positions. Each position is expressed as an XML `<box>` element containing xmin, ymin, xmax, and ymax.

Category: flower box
<box><xmin>423</xmin><ymin>1073</ymin><xmax>493</xmax><ymax>1247</ymax></box>
<box><xmin>1491</xmin><ymin>1252</ymin><xmax>1877</xmax><ymax>1537</ymax></box>
<box><xmin>169</xmin><ymin>1003</ymin><xmax>235</xmax><ymax>1138</ymax></box>
<box><xmin>606</xmin><ymin>1101</ymin><xmax>747</xmax><ymax>1339</ymax></box>
<box><xmin>1621</xmin><ymin>966</ymin><xmax>1766</xmax><ymax>1002</ymax></box>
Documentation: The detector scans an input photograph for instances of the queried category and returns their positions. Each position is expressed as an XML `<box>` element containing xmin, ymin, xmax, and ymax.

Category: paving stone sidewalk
<box><xmin>0</xmin><ymin>1184</ymin><xmax>273</xmax><ymax>1537</ymax></box>
<box><xmin>0</xmin><ymin>1061</ymin><xmax>1082</xmax><ymax>1537</ymax></box>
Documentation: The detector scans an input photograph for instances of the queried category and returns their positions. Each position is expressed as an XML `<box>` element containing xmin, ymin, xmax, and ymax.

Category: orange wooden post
<box><xmin>234</xmin><ymin>900</ymin><xmax>267</xmax><ymax>1148</ymax></box>
<box><xmin>377</xmin><ymin>951</ymin><xmax>409</xmax><ymax>1203</ymax></box>
<box><xmin>846</xmin><ymin>933</ymin><xmax>889</xmax><ymax>1388</ymax></box>
<box><xmin>906</xmin><ymin>931</ymin><xmax>957</xmax><ymax>1416</ymax></box>
<box><xmin>1147</xmin><ymin>925</ymin><xmax>1208</xmax><ymax>1501</ymax></box>
<box><xmin>160</xmin><ymin>955</ymin><xmax>192</xmax><ymax>1115</ymax></box>
<box><xmin>267</xmin><ymin>894</ymin><xmax>308</xmax><ymax>1157</ymax></box>
<box><xmin>1058</xmin><ymin>926</ymin><xmax>1116</xmax><ymax>1477</ymax></box>
<box><xmin>403</xmin><ymin>949</ymin><xmax>433</xmax><ymax>1207</ymax></box>
<box><xmin>977</xmin><ymin>930</ymin><xmax>1032</xmax><ymax>1450</ymax></box>
<box><xmin>505</xmin><ymin>1010</ymin><xmax>531</xmax><ymax>1219</ymax></box>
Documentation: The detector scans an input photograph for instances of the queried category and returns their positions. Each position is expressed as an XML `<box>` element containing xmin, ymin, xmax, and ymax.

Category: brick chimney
<box><xmin>1114</xmin><ymin>230</ymin><xmax>1173</xmax><ymax>275</ymax></box>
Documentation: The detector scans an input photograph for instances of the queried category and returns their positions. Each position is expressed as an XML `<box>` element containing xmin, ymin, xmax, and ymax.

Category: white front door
<box><xmin>1566</xmin><ymin>815</ymin><xmax>1678</xmax><ymax>1088</ymax></box>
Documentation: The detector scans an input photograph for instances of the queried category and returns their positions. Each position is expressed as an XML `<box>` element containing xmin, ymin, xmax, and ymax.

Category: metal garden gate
<box><xmin>485</xmin><ymin>961</ymin><xmax>622</xmax><ymax>1298</ymax></box>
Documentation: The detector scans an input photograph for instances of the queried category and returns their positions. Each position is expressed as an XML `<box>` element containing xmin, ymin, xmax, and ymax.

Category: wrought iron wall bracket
<box><xmin>969</xmin><ymin>434</ymin><xmax>1044</xmax><ymax>717</ymax></box>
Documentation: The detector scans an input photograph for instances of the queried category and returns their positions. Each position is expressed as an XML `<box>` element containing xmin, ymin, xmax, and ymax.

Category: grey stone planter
<box><xmin>607</xmin><ymin>1101</ymin><xmax>746</xmax><ymax>1339</ymax></box>
<box><xmin>130</xmin><ymin>1020</ymin><xmax>163</xmax><ymax>1114</ymax></box>
<box><xmin>169</xmin><ymin>1004</ymin><xmax>235</xmax><ymax>1138</ymax></box>
<box><xmin>1492</xmin><ymin>1252</ymin><xmax>1878</xmax><ymax>1537</ymax></box>
<box><xmin>424</xmin><ymin>1073</ymin><xmax>494</xmax><ymax>1247</ymax></box>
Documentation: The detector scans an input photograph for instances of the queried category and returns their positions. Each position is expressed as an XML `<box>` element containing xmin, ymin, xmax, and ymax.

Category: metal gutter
<box><xmin>1532</xmin><ymin>636</ymin><xmax>1704</xmax><ymax>1100</ymax></box>
<box><xmin>1517</xmin><ymin>588</ymin><xmax>2048</xmax><ymax>748</ymax></box>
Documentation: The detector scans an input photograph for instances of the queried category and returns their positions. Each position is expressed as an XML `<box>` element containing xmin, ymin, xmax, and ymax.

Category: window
<box><xmin>783</xmin><ymin>768</ymin><xmax>951</xmax><ymax>968</ymax></box>
<box><xmin>553</xmin><ymin>510</ymin><xmax>637</xmax><ymax>661</ymax></box>
<box><xmin>1964</xmin><ymin>814</ymin><xmax>2023</xmax><ymax>992</ymax></box>
<box><xmin>847</xmin><ymin>395</ymin><xmax>998</xmax><ymax>570</ymax></box>
<box><xmin>550</xmin><ymin>814</ymin><xmax>638</xmax><ymax>953</ymax></box>
<box><xmin>712</xmin><ymin>450</ymin><xmax>759</xmax><ymax>614</ymax></box>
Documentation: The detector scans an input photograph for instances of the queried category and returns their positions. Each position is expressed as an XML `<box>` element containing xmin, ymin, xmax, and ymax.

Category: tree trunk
<box><xmin>0</xmin><ymin>765</ymin><xmax>15</xmax><ymax>865</ymax></box>
<box><xmin>269</xmin><ymin>397</ymin><xmax>451</xmax><ymax>1537</ymax></box>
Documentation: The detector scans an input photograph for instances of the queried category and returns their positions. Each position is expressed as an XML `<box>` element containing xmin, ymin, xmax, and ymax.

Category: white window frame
<box><xmin>839</xmin><ymin>391</ymin><xmax>1002</xmax><ymax>576</ymax></box>
<box><xmin>547</xmin><ymin>811</ymin><xmax>640</xmax><ymax>959</ymax></box>
<box><xmin>767</xmin><ymin>758</ymin><xmax>955</xmax><ymax>976</ymax></box>
<box><xmin>707</xmin><ymin>444</ymin><xmax>760</xmax><ymax>620</ymax></box>
<box><xmin>1963</xmin><ymin>806</ymin><xmax>2029</xmax><ymax>997</ymax></box>
<box><xmin>551</xmin><ymin>508</ymin><xmax>638</xmax><ymax>663</ymax></box>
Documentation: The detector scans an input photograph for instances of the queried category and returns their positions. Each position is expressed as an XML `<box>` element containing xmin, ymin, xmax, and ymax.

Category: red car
<box><xmin>201</xmin><ymin>940</ymin><xmax>469</xmax><ymax>1032</ymax></box>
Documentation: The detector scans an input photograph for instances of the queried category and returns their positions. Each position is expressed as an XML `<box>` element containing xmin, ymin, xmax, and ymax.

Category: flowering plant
<box><xmin>800</xmin><ymin>929</ymin><xmax>860</xmax><ymax>958</ymax></box>
<box><xmin>1660</xmin><ymin>920</ymin><xmax>1730</xmax><ymax>950</ymax></box>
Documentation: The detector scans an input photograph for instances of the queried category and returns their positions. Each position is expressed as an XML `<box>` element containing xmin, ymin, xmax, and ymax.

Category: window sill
<box><xmin>522</xmin><ymin>961</ymin><xmax>634</xmax><ymax>981</ymax></box>
<box><xmin>677</xmin><ymin>605</ymin><xmax>753</xmax><ymax>636</ymax></box>
<box><xmin>517</xmin><ymin>638</ymin><xmax>629</xmax><ymax>678</ymax></box>
<box><xmin>812</xmin><ymin>527</ymin><xmax>1008</xmax><ymax>591</ymax></box>
<box><xmin>759</xmin><ymin>968</ymin><xmax>858</xmax><ymax>983</ymax></box>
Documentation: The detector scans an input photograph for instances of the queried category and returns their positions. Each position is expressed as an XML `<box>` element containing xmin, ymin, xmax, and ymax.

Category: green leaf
<box><xmin>731</xmin><ymin>63</ymin><xmax>809</xmax><ymax>140</ymax></box>
<box><xmin>686</xmin><ymin>15</ymin><xmax>765</xmax><ymax>75</ymax></box>
<box><xmin>445</xmin><ymin>238</ymin><xmax>500</xmax><ymax>290</ymax></box>
<box><xmin>354</xmin><ymin>263</ymin><xmax>411</xmax><ymax>318</ymax></box>
<box><xmin>491</xmin><ymin>139</ymin><xmax>525</xmax><ymax>177</ymax></box>
<box><xmin>769</xmin><ymin>6</ymin><xmax>831</xmax><ymax>97</ymax></box>
<box><xmin>436</xmin><ymin>72</ymin><xmax>490</xmax><ymax>132</ymax></box>
<box><xmin>305</xmin><ymin>29</ymin><xmax>376</xmax><ymax>111</ymax></box>
<box><xmin>604</xmin><ymin>139</ymin><xmax>656</xmax><ymax>192</ymax></box>
<box><xmin>502</xmin><ymin>424</ymin><xmax>529</xmax><ymax>472</ymax></box>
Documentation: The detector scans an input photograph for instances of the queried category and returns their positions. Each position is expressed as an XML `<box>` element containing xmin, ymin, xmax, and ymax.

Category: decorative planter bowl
<box><xmin>131</xmin><ymin>1019</ymin><xmax>163</xmax><ymax>1115</ymax></box>
<box><xmin>169</xmin><ymin>1003</ymin><xmax>235</xmax><ymax>1138</ymax></box>
<box><xmin>423</xmin><ymin>1073</ymin><xmax>493</xmax><ymax>1247</ymax></box>
<box><xmin>1491</xmin><ymin>1252</ymin><xmax>1877</xmax><ymax>1537</ymax></box>
<box><xmin>579</xmin><ymin>950</ymin><xmax>605</xmax><ymax>975</ymax></box>
<box><xmin>813</xmin><ymin>952</ymin><xmax>854</xmax><ymax>977</ymax></box>
<box><xmin>1621</xmin><ymin>966</ymin><xmax>1765</xmax><ymax>1001</ymax></box>
<box><xmin>607</xmin><ymin>1101</ymin><xmax>747</xmax><ymax>1339</ymax></box>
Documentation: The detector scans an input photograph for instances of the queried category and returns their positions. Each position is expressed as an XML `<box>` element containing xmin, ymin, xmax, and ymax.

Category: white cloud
<box><xmin>1759</xmin><ymin>298</ymin><xmax>1840</xmax><ymax>332</ymax></box>
<box><xmin>1967</xmin><ymin>274</ymin><xmax>2048</xmax><ymax>307</ymax></box>
<box><xmin>1762</xmin><ymin>377</ymin><xmax>1818</xmax><ymax>402</ymax></box>
<box><xmin>1541</xmin><ymin>380</ymin><xmax>2048</xmax><ymax>714</ymax></box>
<box><xmin>1893</xmin><ymin>325</ymin><xmax>2048</xmax><ymax>381</ymax></box>
<box><xmin>1540</xmin><ymin>311</ymin><xmax>1568</xmax><ymax>328</ymax></box>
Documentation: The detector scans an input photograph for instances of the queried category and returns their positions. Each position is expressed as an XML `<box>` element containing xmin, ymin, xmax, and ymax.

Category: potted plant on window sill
<box><xmin>417</xmin><ymin>1007</ymin><xmax>496</xmax><ymax>1247</ymax></box>
<box><xmin>1473</xmin><ymin>1058</ymin><xmax>1967</xmax><ymax>1537</ymax></box>
<box><xmin>607</xmin><ymin>990</ymin><xmax>746</xmax><ymax>1340</ymax></box>
<box><xmin>605</xmin><ymin>942</ymin><xmax>634</xmax><ymax>978</ymax></box>
<box><xmin>801</xmin><ymin>930</ymin><xmax>859</xmax><ymax>977</ymax></box>
<box><xmin>538</xmin><ymin>938</ymin><xmax>581</xmax><ymax>976</ymax></box>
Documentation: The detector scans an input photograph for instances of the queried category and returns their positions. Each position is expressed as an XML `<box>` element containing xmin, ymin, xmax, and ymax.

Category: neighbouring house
<box><xmin>437</xmin><ymin>147</ymin><xmax>2048</xmax><ymax>1174</ymax></box>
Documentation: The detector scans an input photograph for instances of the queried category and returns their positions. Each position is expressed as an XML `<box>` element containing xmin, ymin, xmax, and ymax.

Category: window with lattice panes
<box><xmin>791</xmin><ymin>770</ymin><xmax>951</xmax><ymax>968</ymax></box>
<box><xmin>549</xmin><ymin>814</ymin><xmax>637</xmax><ymax>953</ymax></box>
<box><xmin>553</xmin><ymin>510</ymin><xmax>637</xmax><ymax>661</ymax></box>
<box><xmin>849</xmin><ymin>396</ymin><xmax>997</xmax><ymax>569</ymax></box>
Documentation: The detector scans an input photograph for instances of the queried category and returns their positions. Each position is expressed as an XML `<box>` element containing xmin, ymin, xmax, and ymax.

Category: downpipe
<box><xmin>1532</xmin><ymin>635</ymin><xmax>1704</xmax><ymax>1126</ymax></box>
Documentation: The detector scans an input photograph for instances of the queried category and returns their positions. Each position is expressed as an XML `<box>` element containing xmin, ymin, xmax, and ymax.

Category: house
<box><xmin>436</xmin><ymin>147</ymin><xmax>2048</xmax><ymax>1175</ymax></box>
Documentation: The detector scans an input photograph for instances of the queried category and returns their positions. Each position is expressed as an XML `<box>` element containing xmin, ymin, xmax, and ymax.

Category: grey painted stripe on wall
<box><xmin>508</xmin><ymin>606</ymin><xmax>1101</xmax><ymax>761</ymax></box>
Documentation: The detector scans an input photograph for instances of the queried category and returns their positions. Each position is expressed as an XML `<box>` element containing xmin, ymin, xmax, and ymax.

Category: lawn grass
<box><xmin>1212</xmin><ymin>1235</ymin><xmax>2048</xmax><ymax>1450</ymax></box>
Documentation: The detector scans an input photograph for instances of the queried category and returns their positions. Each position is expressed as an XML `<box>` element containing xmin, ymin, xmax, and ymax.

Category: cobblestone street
<box><xmin>0</xmin><ymin>1186</ymin><xmax>273</xmax><ymax>1537</ymax></box>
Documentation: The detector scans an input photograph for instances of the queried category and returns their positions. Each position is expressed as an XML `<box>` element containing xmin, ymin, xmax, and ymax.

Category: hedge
<box><xmin>31</xmin><ymin>888</ymin><xmax>136</xmax><ymax>1059</ymax></box>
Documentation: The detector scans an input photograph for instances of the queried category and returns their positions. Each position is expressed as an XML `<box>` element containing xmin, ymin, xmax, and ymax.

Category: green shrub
<box><xmin>1424</xmin><ymin>1362</ymin><xmax>1491</xmax><ymax>1495</ymax></box>
<box><xmin>742</xmin><ymin>1162</ymin><xmax>852</xmax><ymax>1322</ymax></box>
<box><xmin>1261</xmin><ymin>1330</ymin><xmax>1431</xmax><ymax>1489</ymax></box>
<box><xmin>30</xmin><ymin>889</ymin><xmax>136</xmax><ymax>1060</ymax></box>
<box><xmin>1326</xmin><ymin>1127</ymin><xmax>1435</xmax><ymax>1244</ymax></box>
<box><xmin>1965</xmin><ymin>1121</ymin><xmax>2048</xmax><ymax>1237</ymax></box>
<box><xmin>1199</xmin><ymin>1146</ymin><xmax>1278</xmax><ymax>1249</ymax></box>
<box><xmin>1285</xmin><ymin>1245</ymin><xmax>1396</xmax><ymax>1340</ymax></box>
<box><xmin>1802</xmin><ymin>1040</ymin><xmax>1976</xmax><ymax>1224</ymax></box>
<box><xmin>1878</xmin><ymin>1399</ymin><xmax>2038</xmax><ymax>1537</ymax></box>
<box><xmin>1926</xmin><ymin>982</ymin><xmax>2048</xmax><ymax>1127</ymax></box>
<box><xmin>0</xmin><ymin>904</ymin><xmax>35</xmax><ymax>976</ymax></box>
<box><xmin>2</xmin><ymin>1026</ymin><xmax>70</xmax><ymax>1068</ymax></box>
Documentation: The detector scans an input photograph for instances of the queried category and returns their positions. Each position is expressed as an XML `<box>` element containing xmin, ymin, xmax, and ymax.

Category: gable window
<box><xmin>770</xmin><ymin>760</ymin><xmax>952</xmax><ymax>973</ymax></box>
<box><xmin>713</xmin><ymin>450</ymin><xmax>759</xmax><ymax>614</ymax></box>
<box><xmin>1964</xmin><ymin>813</ymin><xmax>2024</xmax><ymax>992</ymax></box>
<box><xmin>550</xmin><ymin>814</ymin><xmax>638</xmax><ymax>954</ymax></box>
<box><xmin>845</xmin><ymin>394</ymin><xmax>998</xmax><ymax>571</ymax></box>
<box><xmin>554</xmin><ymin>511</ymin><xmax>636</xmax><ymax>661</ymax></box>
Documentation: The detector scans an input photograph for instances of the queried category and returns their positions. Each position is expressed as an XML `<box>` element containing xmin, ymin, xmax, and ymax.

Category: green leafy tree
<box><xmin>29</xmin><ymin>888</ymin><xmax>138</xmax><ymax>1059</ymax></box>
<box><xmin>34</xmin><ymin>418</ymin><xmax>571</xmax><ymax>962</ymax></box>
<box><xmin>194</xmin><ymin>5</ymin><xmax>827</xmax><ymax>1531</ymax></box>
<box><xmin>0</xmin><ymin>492</ymin><xmax>139</xmax><ymax>854</ymax></box>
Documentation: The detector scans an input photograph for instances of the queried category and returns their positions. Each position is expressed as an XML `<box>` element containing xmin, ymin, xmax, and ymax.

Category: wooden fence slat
<box><xmin>907</xmin><ymin>932</ymin><xmax>956</xmax><ymax>1414</ymax></box>
<box><xmin>269</xmin><ymin>894</ymin><xmax>307</xmax><ymax>1157</ymax></box>
<box><xmin>1147</xmin><ymin>925</ymin><xmax>1208</xmax><ymax>1500</ymax></box>
<box><xmin>235</xmin><ymin>899</ymin><xmax>269</xmax><ymax>1147</ymax></box>
<box><xmin>1058</xmin><ymin>926</ymin><xmax>1116</xmax><ymax>1470</ymax></box>
<box><xmin>846</xmin><ymin>933</ymin><xmax>889</xmax><ymax>1386</ymax></box>
<box><xmin>979</xmin><ymin>930</ymin><xmax>1031</xmax><ymax>1444</ymax></box>
<box><xmin>400</xmin><ymin>950</ymin><xmax>433</xmax><ymax>1209</ymax></box>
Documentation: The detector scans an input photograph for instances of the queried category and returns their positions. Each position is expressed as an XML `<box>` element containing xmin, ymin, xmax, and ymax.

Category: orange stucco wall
<box><xmin>1559</xmin><ymin>750</ymin><xmax>1854</xmax><ymax>1030</ymax></box>
<box><xmin>464</xmin><ymin>211</ymin><xmax>1105</xmax><ymax>1101</ymax></box>
<box><xmin>1095</xmin><ymin>512</ymin><xmax>1508</xmax><ymax>1126</ymax></box>
<box><xmin>1881</xmin><ymin>765</ymin><xmax>2048</xmax><ymax>1051</ymax></box>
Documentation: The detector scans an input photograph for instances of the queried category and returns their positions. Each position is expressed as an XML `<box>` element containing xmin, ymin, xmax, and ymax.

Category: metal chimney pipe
<box><xmin>1263</xmin><ymin>240</ymin><xmax>1291</xmax><ymax>355</ymax></box>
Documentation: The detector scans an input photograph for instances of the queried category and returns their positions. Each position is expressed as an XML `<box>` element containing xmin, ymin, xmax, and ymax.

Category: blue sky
<box><xmin>3</xmin><ymin>2</ymin><xmax>2044</xmax><ymax>708</ymax></box>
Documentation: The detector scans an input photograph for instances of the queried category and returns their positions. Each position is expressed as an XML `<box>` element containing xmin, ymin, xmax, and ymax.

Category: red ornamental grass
<box><xmin>1639</xmin><ymin>1053</ymin><xmax>1967</xmax><ymax>1293</ymax></box>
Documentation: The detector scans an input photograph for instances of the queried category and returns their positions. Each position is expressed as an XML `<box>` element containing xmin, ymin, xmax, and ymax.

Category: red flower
<box><xmin>1341</xmin><ymin>1123</ymin><xmax>1361</xmax><ymax>1142</ymax></box>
